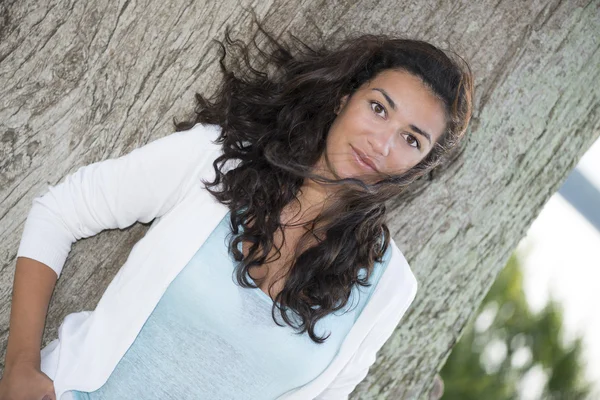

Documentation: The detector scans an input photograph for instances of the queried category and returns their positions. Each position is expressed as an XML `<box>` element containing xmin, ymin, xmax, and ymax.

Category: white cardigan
<box><xmin>16</xmin><ymin>122</ymin><xmax>418</xmax><ymax>400</ymax></box>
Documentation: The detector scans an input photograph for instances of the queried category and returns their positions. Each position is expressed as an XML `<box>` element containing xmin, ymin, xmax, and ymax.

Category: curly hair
<box><xmin>173</xmin><ymin>15</ymin><xmax>474</xmax><ymax>344</ymax></box>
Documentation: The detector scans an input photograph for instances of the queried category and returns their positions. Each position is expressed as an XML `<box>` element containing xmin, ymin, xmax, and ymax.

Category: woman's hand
<box><xmin>0</xmin><ymin>360</ymin><xmax>56</xmax><ymax>400</ymax></box>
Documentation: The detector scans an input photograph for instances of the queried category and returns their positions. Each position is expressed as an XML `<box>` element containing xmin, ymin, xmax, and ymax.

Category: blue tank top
<box><xmin>71</xmin><ymin>211</ymin><xmax>391</xmax><ymax>399</ymax></box>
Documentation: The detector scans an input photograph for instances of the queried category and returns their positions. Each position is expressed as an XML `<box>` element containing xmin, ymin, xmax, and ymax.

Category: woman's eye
<box><xmin>370</xmin><ymin>101</ymin><xmax>386</xmax><ymax>118</ymax></box>
<box><xmin>370</xmin><ymin>101</ymin><xmax>420</xmax><ymax>149</ymax></box>
<box><xmin>403</xmin><ymin>133</ymin><xmax>421</xmax><ymax>149</ymax></box>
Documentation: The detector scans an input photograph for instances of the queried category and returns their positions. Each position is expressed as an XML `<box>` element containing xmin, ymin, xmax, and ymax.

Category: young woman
<box><xmin>0</xmin><ymin>17</ymin><xmax>473</xmax><ymax>400</ymax></box>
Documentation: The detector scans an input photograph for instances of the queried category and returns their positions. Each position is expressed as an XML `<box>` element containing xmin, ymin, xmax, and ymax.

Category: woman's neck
<box><xmin>281</xmin><ymin>178</ymin><xmax>332</xmax><ymax>228</ymax></box>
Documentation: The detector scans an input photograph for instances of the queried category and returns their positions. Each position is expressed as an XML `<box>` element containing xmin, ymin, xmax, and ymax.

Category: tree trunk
<box><xmin>0</xmin><ymin>0</ymin><xmax>598</xmax><ymax>398</ymax></box>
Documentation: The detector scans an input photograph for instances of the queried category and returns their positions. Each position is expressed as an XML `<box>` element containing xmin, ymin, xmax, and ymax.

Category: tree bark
<box><xmin>0</xmin><ymin>0</ymin><xmax>598</xmax><ymax>398</ymax></box>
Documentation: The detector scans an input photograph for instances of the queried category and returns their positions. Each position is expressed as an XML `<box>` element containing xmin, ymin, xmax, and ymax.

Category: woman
<box><xmin>0</xmin><ymin>16</ymin><xmax>473</xmax><ymax>400</ymax></box>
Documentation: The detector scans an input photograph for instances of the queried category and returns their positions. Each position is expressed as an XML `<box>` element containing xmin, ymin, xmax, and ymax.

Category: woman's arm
<box><xmin>4</xmin><ymin>257</ymin><xmax>57</xmax><ymax>370</ymax></box>
<box><xmin>3</xmin><ymin>124</ymin><xmax>219</xmax><ymax>361</ymax></box>
<box><xmin>16</xmin><ymin>123</ymin><xmax>221</xmax><ymax>279</ymax></box>
<box><xmin>1</xmin><ymin>123</ymin><xmax>221</xmax><ymax>392</ymax></box>
<box><xmin>0</xmin><ymin>258</ymin><xmax>57</xmax><ymax>400</ymax></box>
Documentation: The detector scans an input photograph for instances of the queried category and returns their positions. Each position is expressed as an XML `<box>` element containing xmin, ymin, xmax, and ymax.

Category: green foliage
<box><xmin>439</xmin><ymin>253</ymin><xmax>593</xmax><ymax>400</ymax></box>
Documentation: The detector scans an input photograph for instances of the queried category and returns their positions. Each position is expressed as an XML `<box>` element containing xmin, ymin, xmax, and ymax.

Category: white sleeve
<box><xmin>314</xmin><ymin>272</ymin><xmax>418</xmax><ymax>399</ymax></box>
<box><xmin>16</xmin><ymin>123</ymin><xmax>221</xmax><ymax>279</ymax></box>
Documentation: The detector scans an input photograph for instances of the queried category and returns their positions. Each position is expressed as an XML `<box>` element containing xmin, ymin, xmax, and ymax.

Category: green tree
<box><xmin>439</xmin><ymin>253</ymin><xmax>593</xmax><ymax>400</ymax></box>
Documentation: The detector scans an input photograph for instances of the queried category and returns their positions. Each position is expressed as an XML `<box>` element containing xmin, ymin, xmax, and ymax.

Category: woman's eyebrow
<box><xmin>371</xmin><ymin>88</ymin><xmax>432</xmax><ymax>145</ymax></box>
<box><xmin>372</xmin><ymin>88</ymin><xmax>397</xmax><ymax>111</ymax></box>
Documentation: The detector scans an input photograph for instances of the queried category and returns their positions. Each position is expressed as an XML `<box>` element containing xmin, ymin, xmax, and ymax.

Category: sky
<box><xmin>516</xmin><ymin>136</ymin><xmax>600</xmax><ymax>398</ymax></box>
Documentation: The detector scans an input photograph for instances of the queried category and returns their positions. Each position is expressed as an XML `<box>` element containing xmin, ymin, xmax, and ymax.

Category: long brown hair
<box><xmin>173</xmin><ymin>15</ymin><xmax>474</xmax><ymax>344</ymax></box>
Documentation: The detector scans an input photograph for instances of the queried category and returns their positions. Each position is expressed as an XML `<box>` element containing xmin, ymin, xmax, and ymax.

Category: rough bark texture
<box><xmin>0</xmin><ymin>0</ymin><xmax>598</xmax><ymax>398</ymax></box>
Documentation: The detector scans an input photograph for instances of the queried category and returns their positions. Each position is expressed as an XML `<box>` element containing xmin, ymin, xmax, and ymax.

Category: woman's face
<box><xmin>317</xmin><ymin>68</ymin><xmax>447</xmax><ymax>183</ymax></box>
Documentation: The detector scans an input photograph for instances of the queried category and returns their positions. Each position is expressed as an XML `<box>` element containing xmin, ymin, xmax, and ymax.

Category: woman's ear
<box><xmin>335</xmin><ymin>95</ymin><xmax>349</xmax><ymax>115</ymax></box>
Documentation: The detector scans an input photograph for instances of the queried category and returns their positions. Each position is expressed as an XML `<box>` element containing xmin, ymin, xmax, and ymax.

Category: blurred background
<box><xmin>438</xmin><ymin>136</ymin><xmax>600</xmax><ymax>400</ymax></box>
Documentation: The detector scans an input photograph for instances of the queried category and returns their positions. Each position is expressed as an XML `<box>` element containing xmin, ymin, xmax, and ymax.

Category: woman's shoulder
<box><xmin>138</xmin><ymin>122</ymin><xmax>223</xmax><ymax>163</ymax></box>
<box><xmin>156</xmin><ymin>122</ymin><xmax>229</xmax><ymax>174</ymax></box>
<box><xmin>174</xmin><ymin>122</ymin><xmax>222</xmax><ymax>148</ymax></box>
<box><xmin>386</xmin><ymin>238</ymin><xmax>419</xmax><ymax>304</ymax></box>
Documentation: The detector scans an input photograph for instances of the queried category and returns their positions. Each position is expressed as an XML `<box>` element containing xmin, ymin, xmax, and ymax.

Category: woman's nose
<box><xmin>369</xmin><ymin>128</ymin><xmax>395</xmax><ymax>157</ymax></box>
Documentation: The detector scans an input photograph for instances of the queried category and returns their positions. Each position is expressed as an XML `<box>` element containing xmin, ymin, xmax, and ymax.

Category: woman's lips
<box><xmin>350</xmin><ymin>145</ymin><xmax>378</xmax><ymax>172</ymax></box>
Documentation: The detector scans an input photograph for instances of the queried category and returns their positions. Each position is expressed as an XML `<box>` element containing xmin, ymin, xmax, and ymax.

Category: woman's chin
<box><xmin>341</xmin><ymin>168</ymin><xmax>379</xmax><ymax>183</ymax></box>
<box><xmin>322</xmin><ymin>162</ymin><xmax>378</xmax><ymax>183</ymax></box>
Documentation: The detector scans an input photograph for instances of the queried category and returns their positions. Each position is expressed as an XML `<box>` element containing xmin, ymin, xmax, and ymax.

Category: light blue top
<box><xmin>71</xmin><ymin>211</ymin><xmax>391</xmax><ymax>399</ymax></box>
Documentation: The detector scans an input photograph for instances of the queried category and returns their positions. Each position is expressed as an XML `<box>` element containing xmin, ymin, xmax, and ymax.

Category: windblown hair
<box><xmin>173</xmin><ymin>16</ymin><xmax>474</xmax><ymax>344</ymax></box>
